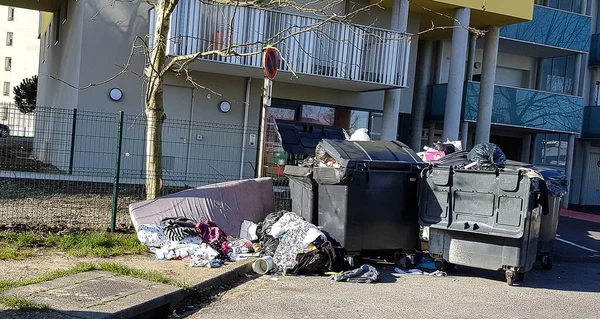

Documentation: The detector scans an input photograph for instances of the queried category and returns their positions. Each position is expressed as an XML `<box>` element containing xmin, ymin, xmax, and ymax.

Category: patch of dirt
<box><xmin>0</xmin><ymin>138</ymin><xmax>61</xmax><ymax>173</ymax></box>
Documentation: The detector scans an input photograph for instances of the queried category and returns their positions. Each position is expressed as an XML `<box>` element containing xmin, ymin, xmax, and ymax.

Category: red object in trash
<box><xmin>425</xmin><ymin>151</ymin><xmax>446</xmax><ymax>161</ymax></box>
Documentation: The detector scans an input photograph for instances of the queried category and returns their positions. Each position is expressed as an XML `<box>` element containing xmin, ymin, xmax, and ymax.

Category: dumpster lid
<box><xmin>274</xmin><ymin>119</ymin><xmax>347</xmax><ymax>156</ymax></box>
<box><xmin>317</xmin><ymin>139</ymin><xmax>422</xmax><ymax>168</ymax></box>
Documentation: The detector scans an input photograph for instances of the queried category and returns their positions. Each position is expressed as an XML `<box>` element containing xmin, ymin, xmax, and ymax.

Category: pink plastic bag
<box><xmin>424</xmin><ymin>151</ymin><xmax>446</xmax><ymax>162</ymax></box>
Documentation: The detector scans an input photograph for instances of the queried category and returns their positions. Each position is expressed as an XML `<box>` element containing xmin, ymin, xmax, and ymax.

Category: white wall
<box><xmin>0</xmin><ymin>6</ymin><xmax>39</xmax><ymax>104</ymax></box>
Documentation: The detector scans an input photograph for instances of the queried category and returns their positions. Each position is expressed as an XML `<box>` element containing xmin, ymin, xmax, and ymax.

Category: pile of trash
<box><xmin>137</xmin><ymin>217</ymin><xmax>261</xmax><ymax>269</ymax></box>
<box><xmin>417</xmin><ymin>139</ymin><xmax>462</xmax><ymax>162</ymax></box>
<box><xmin>135</xmin><ymin>211</ymin><xmax>382</xmax><ymax>283</ymax></box>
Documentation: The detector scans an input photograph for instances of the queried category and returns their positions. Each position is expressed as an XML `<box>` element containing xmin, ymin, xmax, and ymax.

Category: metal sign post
<box><xmin>257</xmin><ymin>49</ymin><xmax>279</xmax><ymax>177</ymax></box>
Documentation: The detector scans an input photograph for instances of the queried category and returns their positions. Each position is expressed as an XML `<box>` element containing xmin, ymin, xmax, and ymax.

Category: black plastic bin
<box><xmin>284</xmin><ymin>165</ymin><xmax>319</xmax><ymax>224</ymax></box>
<box><xmin>419</xmin><ymin>152</ymin><xmax>544</xmax><ymax>286</ymax></box>
<box><xmin>535</xmin><ymin>169</ymin><xmax>568</xmax><ymax>270</ymax></box>
<box><xmin>312</xmin><ymin>139</ymin><xmax>424</xmax><ymax>267</ymax></box>
<box><xmin>275</xmin><ymin>119</ymin><xmax>346</xmax><ymax>225</ymax></box>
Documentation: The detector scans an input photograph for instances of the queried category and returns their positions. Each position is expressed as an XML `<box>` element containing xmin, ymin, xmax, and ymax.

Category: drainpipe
<box><xmin>240</xmin><ymin>77</ymin><xmax>252</xmax><ymax>179</ymax></box>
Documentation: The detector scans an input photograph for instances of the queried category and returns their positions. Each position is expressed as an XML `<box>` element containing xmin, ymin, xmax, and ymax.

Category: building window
<box><xmin>55</xmin><ymin>6</ymin><xmax>61</xmax><ymax>45</ymax></box>
<box><xmin>534</xmin><ymin>133</ymin><xmax>569</xmax><ymax>167</ymax></box>
<box><xmin>335</xmin><ymin>109</ymin><xmax>370</xmax><ymax>135</ymax></box>
<box><xmin>539</xmin><ymin>55</ymin><xmax>577</xmax><ymax>95</ymax></box>
<box><xmin>546</xmin><ymin>0</ymin><xmax>583</xmax><ymax>13</ymax></box>
<box><xmin>301</xmin><ymin>105</ymin><xmax>335</xmax><ymax>126</ymax></box>
<box><xmin>5</xmin><ymin>57</ymin><xmax>11</xmax><ymax>71</ymax></box>
<box><xmin>6</xmin><ymin>32</ymin><xmax>13</xmax><ymax>46</ymax></box>
<box><xmin>7</xmin><ymin>7</ymin><xmax>14</xmax><ymax>21</ymax></box>
<box><xmin>3</xmin><ymin>82</ymin><xmax>9</xmax><ymax>96</ymax></box>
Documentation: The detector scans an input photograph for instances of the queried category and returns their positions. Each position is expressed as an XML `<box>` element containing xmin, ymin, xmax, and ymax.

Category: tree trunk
<box><xmin>144</xmin><ymin>0</ymin><xmax>175</xmax><ymax>199</ymax></box>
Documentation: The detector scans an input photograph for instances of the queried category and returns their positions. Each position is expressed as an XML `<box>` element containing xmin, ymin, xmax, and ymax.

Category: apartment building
<box><xmin>3</xmin><ymin>0</ymin><xmax>600</xmax><ymax>208</ymax></box>
<box><xmin>0</xmin><ymin>5</ymin><xmax>38</xmax><ymax>136</ymax></box>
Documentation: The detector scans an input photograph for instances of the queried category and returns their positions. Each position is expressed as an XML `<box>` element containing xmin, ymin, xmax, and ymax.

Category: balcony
<box><xmin>589</xmin><ymin>34</ymin><xmax>600</xmax><ymax>66</ymax></box>
<box><xmin>426</xmin><ymin>82</ymin><xmax>584</xmax><ymax>134</ymax></box>
<box><xmin>152</xmin><ymin>0</ymin><xmax>411</xmax><ymax>91</ymax></box>
<box><xmin>582</xmin><ymin>106</ymin><xmax>600</xmax><ymax>138</ymax></box>
<box><xmin>499</xmin><ymin>5</ymin><xmax>590</xmax><ymax>55</ymax></box>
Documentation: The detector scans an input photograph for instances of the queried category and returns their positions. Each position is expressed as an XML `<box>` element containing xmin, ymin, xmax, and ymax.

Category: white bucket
<box><xmin>252</xmin><ymin>256</ymin><xmax>274</xmax><ymax>275</ymax></box>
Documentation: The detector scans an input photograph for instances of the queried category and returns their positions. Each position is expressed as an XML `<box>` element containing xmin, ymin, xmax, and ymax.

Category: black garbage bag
<box><xmin>539</xmin><ymin>170</ymin><xmax>569</xmax><ymax>196</ymax></box>
<box><xmin>256</xmin><ymin>210</ymin><xmax>286</xmax><ymax>257</ymax></box>
<box><xmin>467</xmin><ymin>143</ymin><xmax>507</xmax><ymax>169</ymax></box>
<box><xmin>288</xmin><ymin>241</ymin><xmax>346</xmax><ymax>275</ymax></box>
<box><xmin>433</xmin><ymin>142</ymin><xmax>456</xmax><ymax>155</ymax></box>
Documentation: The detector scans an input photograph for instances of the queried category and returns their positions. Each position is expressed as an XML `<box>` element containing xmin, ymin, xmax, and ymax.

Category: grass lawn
<box><xmin>0</xmin><ymin>231</ymin><xmax>147</xmax><ymax>260</ymax></box>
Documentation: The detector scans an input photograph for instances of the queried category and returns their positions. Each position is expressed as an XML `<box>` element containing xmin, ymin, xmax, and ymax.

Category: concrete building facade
<box><xmin>3</xmin><ymin>0</ymin><xmax>600</xmax><ymax>209</ymax></box>
<box><xmin>0</xmin><ymin>5</ymin><xmax>38</xmax><ymax>136</ymax></box>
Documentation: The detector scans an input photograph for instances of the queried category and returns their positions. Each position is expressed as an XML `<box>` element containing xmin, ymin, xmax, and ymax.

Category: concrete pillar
<box><xmin>410</xmin><ymin>40</ymin><xmax>435</xmax><ymax>151</ymax></box>
<box><xmin>521</xmin><ymin>134</ymin><xmax>532</xmax><ymax>163</ymax></box>
<box><xmin>563</xmin><ymin>134</ymin><xmax>576</xmax><ymax>209</ymax></box>
<box><xmin>466</xmin><ymin>33</ymin><xmax>477</xmax><ymax>81</ymax></box>
<box><xmin>460</xmin><ymin>121</ymin><xmax>469</xmax><ymax>150</ymax></box>
<box><xmin>381</xmin><ymin>0</ymin><xmax>410</xmax><ymax>141</ymax></box>
<box><xmin>442</xmin><ymin>8</ymin><xmax>471</xmax><ymax>141</ymax></box>
<box><xmin>474</xmin><ymin>26</ymin><xmax>500</xmax><ymax>145</ymax></box>
<box><xmin>427</xmin><ymin>122</ymin><xmax>436</xmax><ymax>147</ymax></box>
<box><xmin>574</xmin><ymin>54</ymin><xmax>583</xmax><ymax>96</ymax></box>
<box><xmin>579</xmin><ymin>141</ymin><xmax>592</xmax><ymax>205</ymax></box>
<box><xmin>434</xmin><ymin>41</ymin><xmax>444</xmax><ymax>84</ymax></box>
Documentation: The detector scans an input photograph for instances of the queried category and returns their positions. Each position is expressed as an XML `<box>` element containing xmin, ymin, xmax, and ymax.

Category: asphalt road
<box><xmin>182</xmin><ymin>215</ymin><xmax>600</xmax><ymax>319</ymax></box>
<box><xmin>187</xmin><ymin>262</ymin><xmax>600</xmax><ymax>319</ymax></box>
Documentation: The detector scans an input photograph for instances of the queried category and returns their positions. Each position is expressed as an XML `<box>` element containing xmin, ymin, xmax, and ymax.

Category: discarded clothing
<box><xmin>416</xmin><ymin>258</ymin><xmax>437</xmax><ymax>271</ymax></box>
<box><xmin>538</xmin><ymin>169</ymin><xmax>569</xmax><ymax>196</ymax></box>
<box><xmin>289</xmin><ymin>241</ymin><xmax>345</xmax><ymax>276</ymax></box>
<box><xmin>271</xmin><ymin>212</ymin><xmax>326</xmax><ymax>274</ymax></box>
<box><xmin>160</xmin><ymin>217</ymin><xmax>198</xmax><ymax>242</ymax></box>
<box><xmin>196</xmin><ymin>220</ymin><xmax>227</xmax><ymax>244</ymax></box>
<box><xmin>189</xmin><ymin>243</ymin><xmax>221</xmax><ymax>267</ymax></box>
<box><xmin>137</xmin><ymin>224</ymin><xmax>166</xmax><ymax>248</ymax></box>
<box><xmin>394</xmin><ymin>268</ymin><xmax>424</xmax><ymax>275</ymax></box>
<box><xmin>331</xmin><ymin>265</ymin><xmax>380</xmax><ymax>283</ymax></box>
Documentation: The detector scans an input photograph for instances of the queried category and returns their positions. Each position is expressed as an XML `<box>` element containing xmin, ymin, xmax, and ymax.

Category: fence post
<box><xmin>68</xmin><ymin>108</ymin><xmax>78</xmax><ymax>174</ymax></box>
<box><xmin>111</xmin><ymin>111</ymin><xmax>125</xmax><ymax>232</ymax></box>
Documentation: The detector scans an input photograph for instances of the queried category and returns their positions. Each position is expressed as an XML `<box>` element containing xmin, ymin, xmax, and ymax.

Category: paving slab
<box><xmin>2</xmin><ymin>271</ymin><xmax>184</xmax><ymax>319</ymax></box>
<box><xmin>0</xmin><ymin>259</ymin><xmax>256</xmax><ymax>319</ymax></box>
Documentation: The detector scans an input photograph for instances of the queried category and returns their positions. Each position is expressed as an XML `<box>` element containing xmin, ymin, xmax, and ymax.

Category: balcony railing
<box><xmin>500</xmin><ymin>5</ymin><xmax>591</xmax><ymax>52</ymax></box>
<box><xmin>426</xmin><ymin>82</ymin><xmax>584</xmax><ymax>134</ymax></box>
<box><xmin>582</xmin><ymin>106</ymin><xmax>600</xmax><ymax>138</ymax></box>
<box><xmin>150</xmin><ymin>0</ymin><xmax>411</xmax><ymax>87</ymax></box>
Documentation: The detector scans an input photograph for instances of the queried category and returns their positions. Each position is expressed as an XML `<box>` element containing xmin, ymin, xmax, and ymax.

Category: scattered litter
<box><xmin>429</xmin><ymin>270</ymin><xmax>447</xmax><ymax>277</ymax></box>
<box><xmin>416</xmin><ymin>258</ymin><xmax>437</xmax><ymax>271</ymax></box>
<box><xmin>331</xmin><ymin>264</ymin><xmax>380</xmax><ymax>283</ymax></box>
<box><xmin>394</xmin><ymin>267</ymin><xmax>425</xmax><ymax>275</ymax></box>
<box><xmin>270</xmin><ymin>277</ymin><xmax>279</xmax><ymax>281</ymax></box>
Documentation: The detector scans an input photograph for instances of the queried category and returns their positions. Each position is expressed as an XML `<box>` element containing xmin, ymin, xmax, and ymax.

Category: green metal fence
<box><xmin>0</xmin><ymin>104</ymin><xmax>291</xmax><ymax>230</ymax></box>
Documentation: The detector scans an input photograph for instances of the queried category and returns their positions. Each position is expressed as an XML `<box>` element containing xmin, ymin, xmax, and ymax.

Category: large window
<box><xmin>6</xmin><ymin>32</ymin><xmax>12</xmax><ymax>46</ymax></box>
<box><xmin>3</xmin><ymin>82</ymin><xmax>9</xmax><ymax>96</ymax></box>
<box><xmin>7</xmin><ymin>7</ymin><xmax>14</xmax><ymax>21</ymax></box>
<box><xmin>539</xmin><ymin>55</ymin><xmax>577</xmax><ymax>95</ymax></box>
<box><xmin>335</xmin><ymin>109</ymin><xmax>370</xmax><ymax>135</ymax></box>
<box><xmin>546</xmin><ymin>0</ymin><xmax>583</xmax><ymax>13</ymax></box>
<box><xmin>4</xmin><ymin>57</ymin><xmax>11</xmax><ymax>71</ymax></box>
<box><xmin>301</xmin><ymin>105</ymin><xmax>335</xmax><ymax>126</ymax></box>
<box><xmin>534</xmin><ymin>133</ymin><xmax>569</xmax><ymax>166</ymax></box>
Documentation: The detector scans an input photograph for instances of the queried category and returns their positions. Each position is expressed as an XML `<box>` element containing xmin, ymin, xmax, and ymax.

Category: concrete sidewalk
<box><xmin>0</xmin><ymin>259</ymin><xmax>255</xmax><ymax>319</ymax></box>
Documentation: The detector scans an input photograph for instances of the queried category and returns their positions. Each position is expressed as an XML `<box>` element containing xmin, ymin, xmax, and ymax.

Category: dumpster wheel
<box><xmin>505</xmin><ymin>271</ymin><xmax>516</xmax><ymax>286</ymax></box>
<box><xmin>517</xmin><ymin>272</ymin><xmax>525</xmax><ymax>282</ymax></box>
<box><xmin>540</xmin><ymin>256</ymin><xmax>553</xmax><ymax>270</ymax></box>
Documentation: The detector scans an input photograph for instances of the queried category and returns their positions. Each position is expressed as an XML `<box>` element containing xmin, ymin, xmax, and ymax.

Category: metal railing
<box><xmin>0</xmin><ymin>105</ymin><xmax>291</xmax><ymax>230</ymax></box>
<box><xmin>152</xmin><ymin>0</ymin><xmax>411</xmax><ymax>87</ymax></box>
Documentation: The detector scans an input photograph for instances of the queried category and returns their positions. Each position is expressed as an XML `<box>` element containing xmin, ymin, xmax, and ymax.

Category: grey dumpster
<box><xmin>312</xmin><ymin>139</ymin><xmax>424</xmax><ymax>267</ymax></box>
<box><xmin>284</xmin><ymin>165</ymin><xmax>318</xmax><ymax>224</ymax></box>
<box><xmin>275</xmin><ymin>119</ymin><xmax>346</xmax><ymax>224</ymax></box>
<box><xmin>419</xmin><ymin>152</ymin><xmax>544</xmax><ymax>286</ymax></box>
<box><xmin>535</xmin><ymin>169</ymin><xmax>568</xmax><ymax>270</ymax></box>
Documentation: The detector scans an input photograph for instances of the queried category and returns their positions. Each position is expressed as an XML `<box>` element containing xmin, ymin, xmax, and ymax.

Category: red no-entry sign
<box><xmin>264</xmin><ymin>48</ymin><xmax>279</xmax><ymax>80</ymax></box>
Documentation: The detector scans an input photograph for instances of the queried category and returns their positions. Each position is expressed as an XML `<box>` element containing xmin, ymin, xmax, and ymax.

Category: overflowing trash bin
<box><xmin>312</xmin><ymin>139</ymin><xmax>424</xmax><ymax>267</ymax></box>
<box><xmin>535</xmin><ymin>168</ymin><xmax>569</xmax><ymax>270</ymax></box>
<box><xmin>275</xmin><ymin>120</ymin><xmax>347</xmax><ymax>225</ymax></box>
<box><xmin>418</xmin><ymin>145</ymin><xmax>547</xmax><ymax>286</ymax></box>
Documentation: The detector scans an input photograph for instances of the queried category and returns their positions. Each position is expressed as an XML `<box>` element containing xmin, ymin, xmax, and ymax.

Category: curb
<box><xmin>189</xmin><ymin>259</ymin><xmax>256</xmax><ymax>293</ymax></box>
